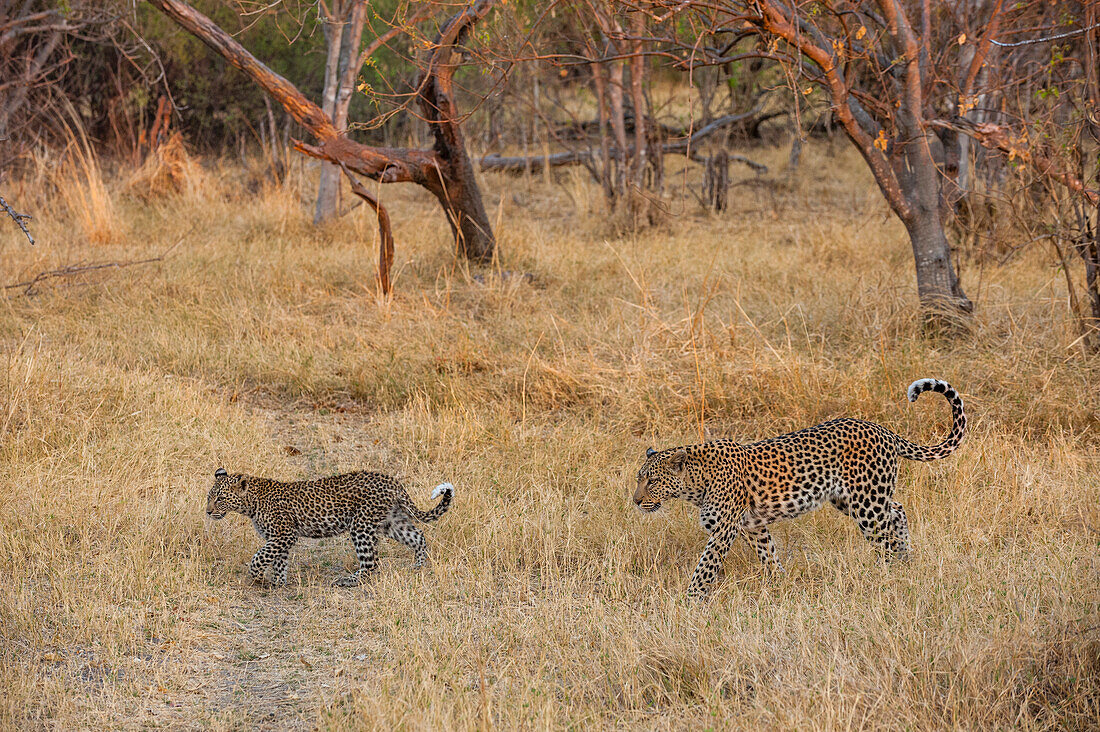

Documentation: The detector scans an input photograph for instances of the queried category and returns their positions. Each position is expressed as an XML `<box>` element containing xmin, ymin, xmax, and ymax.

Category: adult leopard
<box><xmin>633</xmin><ymin>378</ymin><xmax>965</xmax><ymax>597</ymax></box>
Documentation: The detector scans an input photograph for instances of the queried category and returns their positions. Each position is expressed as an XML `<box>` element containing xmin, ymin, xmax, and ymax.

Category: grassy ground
<box><xmin>1</xmin><ymin>142</ymin><xmax>1098</xmax><ymax>729</ymax></box>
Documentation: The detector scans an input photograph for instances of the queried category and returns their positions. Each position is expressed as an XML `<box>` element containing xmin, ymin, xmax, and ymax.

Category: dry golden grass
<box><xmin>1</xmin><ymin>142</ymin><xmax>1097</xmax><ymax>729</ymax></box>
<box><xmin>125</xmin><ymin>132</ymin><xmax>208</xmax><ymax>202</ymax></box>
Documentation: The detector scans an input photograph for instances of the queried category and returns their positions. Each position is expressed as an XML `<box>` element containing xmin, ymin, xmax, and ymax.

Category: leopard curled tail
<box><xmin>399</xmin><ymin>482</ymin><xmax>454</xmax><ymax>523</ymax></box>
<box><xmin>894</xmin><ymin>379</ymin><xmax>967</xmax><ymax>462</ymax></box>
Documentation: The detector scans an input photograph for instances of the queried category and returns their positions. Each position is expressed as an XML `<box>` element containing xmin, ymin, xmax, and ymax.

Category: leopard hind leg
<box><xmin>335</xmin><ymin>516</ymin><xmax>379</xmax><ymax>587</ymax></box>
<box><xmin>848</xmin><ymin>480</ymin><xmax>906</xmax><ymax>561</ymax></box>
<box><xmin>384</xmin><ymin>509</ymin><xmax>428</xmax><ymax>568</ymax></box>
<box><xmin>888</xmin><ymin>501</ymin><xmax>911</xmax><ymax>557</ymax></box>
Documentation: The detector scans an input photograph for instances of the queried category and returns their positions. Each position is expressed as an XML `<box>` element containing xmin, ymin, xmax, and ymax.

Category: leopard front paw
<box><xmin>333</xmin><ymin>573</ymin><xmax>363</xmax><ymax>587</ymax></box>
<box><xmin>686</xmin><ymin>582</ymin><xmax>710</xmax><ymax>600</ymax></box>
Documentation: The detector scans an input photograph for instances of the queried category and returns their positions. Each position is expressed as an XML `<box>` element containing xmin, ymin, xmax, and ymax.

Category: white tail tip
<box><xmin>907</xmin><ymin>378</ymin><xmax>938</xmax><ymax>402</ymax></box>
<box><xmin>431</xmin><ymin>482</ymin><xmax>454</xmax><ymax>500</ymax></box>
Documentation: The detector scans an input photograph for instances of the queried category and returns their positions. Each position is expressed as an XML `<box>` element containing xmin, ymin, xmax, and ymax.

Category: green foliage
<box><xmin>56</xmin><ymin>0</ymin><xmax>430</xmax><ymax>152</ymax></box>
<box><xmin>134</xmin><ymin>0</ymin><xmax>328</xmax><ymax>149</ymax></box>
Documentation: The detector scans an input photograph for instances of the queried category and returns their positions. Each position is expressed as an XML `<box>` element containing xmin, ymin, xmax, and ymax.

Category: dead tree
<box><xmin>147</xmin><ymin>0</ymin><xmax>496</xmax><ymax>267</ymax></box>
<box><xmin>703</xmin><ymin>150</ymin><xmax>729</xmax><ymax>211</ymax></box>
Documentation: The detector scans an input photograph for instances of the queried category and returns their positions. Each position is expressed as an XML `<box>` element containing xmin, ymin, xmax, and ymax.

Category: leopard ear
<box><xmin>667</xmin><ymin>449</ymin><xmax>688</xmax><ymax>473</ymax></box>
<box><xmin>645</xmin><ymin>447</ymin><xmax>656</xmax><ymax>458</ymax></box>
<box><xmin>214</xmin><ymin>468</ymin><xmax>228</xmax><ymax>478</ymax></box>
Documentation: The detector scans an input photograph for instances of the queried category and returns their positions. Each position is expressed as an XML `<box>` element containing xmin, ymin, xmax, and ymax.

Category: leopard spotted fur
<box><xmin>634</xmin><ymin>378</ymin><xmax>966</xmax><ymax>597</ymax></box>
<box><xmin>206</xmin><ymin>469</ymin><xmax>454</xmax><ymax>587</ymax></box>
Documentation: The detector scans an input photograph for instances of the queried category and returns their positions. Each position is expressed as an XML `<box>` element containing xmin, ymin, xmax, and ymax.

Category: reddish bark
<box><xmin>340</xmin><ymin>164</ymin><xmax>395</xmax><ymax>296</ymax></box>
<box><xmin>147</xmin><ymin>0</ymin><xmax>496</xmax><ymax>263</ymax></box>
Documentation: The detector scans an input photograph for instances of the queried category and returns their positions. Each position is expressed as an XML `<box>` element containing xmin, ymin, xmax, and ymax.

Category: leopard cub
<box><xmin>206</xmin><ymin>468</ymin><xmax>454</xmax><ymax>587</ymax></box>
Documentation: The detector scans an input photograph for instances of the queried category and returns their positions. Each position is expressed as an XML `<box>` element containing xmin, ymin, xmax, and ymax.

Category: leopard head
<box><xmin>634</xmin><ymin>447</ymin><xmax>690</xmax><ymax>512</ymax></box>
<box><xmin>206</xmin><ymin>468</ymin><xmax>249</xmax><ymax>519</ymax></box>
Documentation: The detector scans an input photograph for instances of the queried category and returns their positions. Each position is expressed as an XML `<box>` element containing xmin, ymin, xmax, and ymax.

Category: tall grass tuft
<box><xmin>56</xmin><ymin>103</ymin><xmax>122</xmax><ymax>245</ymax></box>
<box><xmin>125</xmin><ymin>131</ymin><xmax>205</xmax><ymax>201</ymax></box>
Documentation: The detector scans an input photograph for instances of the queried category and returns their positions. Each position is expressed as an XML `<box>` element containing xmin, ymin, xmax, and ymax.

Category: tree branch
<box><xmin>3</xmin><ymin>233</ymin><xmax>186</xmax><ymax>294</ymax></box>
<box><xmin>339</xmin><ymin>163</ymin><xmax>394</xmax><ymax>296</ymax></box>
<box><xmin>146</xmin><ymin>0</ymin><xmax>337</xmax><ymax>138</ymax></box>
<box><xmin>0</xmin><ymin>193</ymin><xmax>34</xmax><ymax>245</ymax></box>
<box><xmin>752</xmin><ymin>0</ymin><xmax>911</xmax><ymax>220</ymax></box>
<box><xmin>932</xmin><ymin>119</ymin><xmax>1100</xmax><ymax>206</ymax></box>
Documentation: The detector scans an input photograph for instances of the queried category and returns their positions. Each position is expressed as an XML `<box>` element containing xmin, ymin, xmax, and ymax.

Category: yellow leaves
<box><xmin>831</xmin><ymin>39</ymin><xmax>846</xmax><ymax>59</ymax></box>
<box><xmin>803</xmin><ymin>87</ymin><xmax>814</xmax><ymax>95</ymax></box>
<box><xmin>873</xmin><ymin>130</ymin><xmax>889</xmax><ymax>152</ymax></box>
<box><xmin>959</xmin><ymin>95</ymin><xmax>977</xmax><ymax>115</ymax></box>
<box><xmin>958</xmin><ymin>33</ymin><xmax>967</xmax><ymax>45</ymax></box>
<box><xmin>856</xmin><ymin>25</ymin><xmax>867</xmax><ymax>40</ymax></box>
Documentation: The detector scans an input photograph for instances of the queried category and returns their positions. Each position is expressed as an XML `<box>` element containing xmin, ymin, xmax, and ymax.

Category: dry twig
<box><xmin>1</xmin><ymin>193</ymin><xmax>35</xmax><ymax>245</ymax></box>
<box><xmin>3</xmin><ymin>232</ymin><xmax>187</xmax><ymax>295</ymax></box>
<box><xmin>339</xmin><ymin>163</ymin><xmax>395</xmax><ymax>296</ymax></box>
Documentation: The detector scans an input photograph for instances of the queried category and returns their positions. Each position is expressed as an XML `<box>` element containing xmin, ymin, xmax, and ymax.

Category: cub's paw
<box><xmin>333</xmin><ymin>574</ymin><xmax>363</xmax><ymax>587</ymax></box>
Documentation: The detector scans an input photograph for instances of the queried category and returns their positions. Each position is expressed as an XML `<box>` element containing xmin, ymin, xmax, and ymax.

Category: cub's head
<box><xmin>634</xmin><ymin>447</ymin><xmax>689</xmax><ymax>512</ymax></box>
<box><xmin>206</xmin><ymin>468</ymin><xmax>248</xmax><ymax>520</ymax></box>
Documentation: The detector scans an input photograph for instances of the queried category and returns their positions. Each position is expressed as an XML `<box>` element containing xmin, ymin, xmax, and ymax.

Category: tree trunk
<box><xmin>414</xmin><ymin>5</ymin><xmax>496</xmax><ymax>262</ymax></box>
<box><xmin>608</xmin><ymin>60</ymin><xmax>628</xmax><ymax>207</ymax></box>
<box><xmin>148</xmin><ymin>0</ymin><xmax>494</xmax><ymax>264</ymax></box>
<box><xmin>895</xmin><ymin>129</ymin><xmax>972</xmax><ymax>315</ymax></box>
<box><xmin>586</xmin><ymin>44</ymin><xmax>614</xmax><ymax>203</ymax></box>
<box><xmin>314</xmin><ymin>0</ymin><xmax>366</xmax><ymax>225</ymax></box>
<box><xmin>314</xmin><ymin>4</ymin><xmax>342</xmax><ymax>224</ymax></box>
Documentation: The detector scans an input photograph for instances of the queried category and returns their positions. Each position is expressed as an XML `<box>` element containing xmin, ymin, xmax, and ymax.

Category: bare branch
<box><xmin>932</xmin><ymin>119</ymin><xmax>1100</xmax><ymax>207</ymax></box>
<box><xmin>0</xmin><ymin>193</ymin><xmax>34</xmax><ymax>245</ymax></box>
<box><xmin>339</xmin><ymin>163</ymin><xmax>394</xmax><ymax>296</ymax></box>
<box><xmin>990</xmin><ymin>22</ymin><xmax>1100</xmax><ymax>47</ymax></box>
<box><xmin>3</xmin><ymin>232</ymin><xmax>187</xmax><ymax>295</ymax></box>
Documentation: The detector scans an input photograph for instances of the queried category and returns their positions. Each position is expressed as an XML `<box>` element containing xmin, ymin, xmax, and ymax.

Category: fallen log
<box><xmin>479</xmin><ymin>104</ymin><xmax>769</xmax><ymax>175</ymax></box>
<box><xmin>480</xmin><ymin>145</ymin><xmax>766</xmax><ymax>175</ymax></box>
<box><xmin>480</xmin><ymin>150</ymin><xmax>595</xmax><ymax>174</ymax></box>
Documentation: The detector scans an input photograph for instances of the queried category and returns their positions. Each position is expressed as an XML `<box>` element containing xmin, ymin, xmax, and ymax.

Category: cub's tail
<box><xmin>894</xmin><ymin>379</ymin><xmax>966</xmax><ymax>461</ymax></box>
<box><xmin>400</xmin><ymin>482</ymin><xmax>454</xmax><ymax>523</ymax></box>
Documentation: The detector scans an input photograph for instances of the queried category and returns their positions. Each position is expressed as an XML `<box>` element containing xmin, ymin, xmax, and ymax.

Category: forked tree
<box><xmin>641</xmin><ymin>0</ymin><xmax>1005</xmax><ymax>321</ymax></box>
<box><xmin>147</xmin><ymin>0</ymin><xmax>497</xmax><ymax>291</ymax></box>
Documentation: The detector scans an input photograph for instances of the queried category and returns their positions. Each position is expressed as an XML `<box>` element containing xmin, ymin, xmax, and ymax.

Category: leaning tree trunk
<box><xmin>148</xmin><ymin>0</ymin><xmax>495</xmax><ymax>264</ymax></box>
